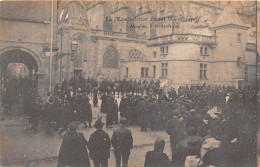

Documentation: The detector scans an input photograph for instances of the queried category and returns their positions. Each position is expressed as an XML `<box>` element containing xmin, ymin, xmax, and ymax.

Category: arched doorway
<box><xmin>0</xmin><ymin>49</ymin><xmax>39</xmax><ymax>111</ymax></box>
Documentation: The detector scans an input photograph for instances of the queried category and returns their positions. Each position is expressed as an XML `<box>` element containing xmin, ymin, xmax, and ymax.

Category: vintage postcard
<box><xmin>0</xmin><ymin>0</ymin><xmax>259</xmax><ymax>167</ymax></box>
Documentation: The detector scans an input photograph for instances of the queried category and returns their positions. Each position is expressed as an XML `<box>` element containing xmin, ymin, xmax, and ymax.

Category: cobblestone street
<box><xmin>0</xmin><ymin>97</ymin><xmax>171</xmax><ymax>167</ymax></box>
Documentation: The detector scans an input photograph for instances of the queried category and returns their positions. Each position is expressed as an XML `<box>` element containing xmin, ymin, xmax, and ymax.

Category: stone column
<box><xmin>91</xmin><ymin>36</ymin><xmax>99</xmax><ymax>77</ymax></box>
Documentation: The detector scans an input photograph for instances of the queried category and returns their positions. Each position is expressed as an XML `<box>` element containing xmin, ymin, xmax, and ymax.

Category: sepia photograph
<box><xmin>0</xmin><ymin>0</ymin><xmax>259</xmax><ymax>167</ymax></box>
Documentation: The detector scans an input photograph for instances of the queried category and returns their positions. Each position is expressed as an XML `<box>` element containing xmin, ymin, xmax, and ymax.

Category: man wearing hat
<box><xmin>88</xmin><ymin>118</ymin><xmax>111</xmax><ymax>167</ymax></box>
<box><xmin>93</xmin><ymin>87</ymin><xmax>99</xmax><ymax>107</ymax></box>
<box><xmin>119</xmin><ymin>93</ymin><xmax>129</xmax><ymax>118</ymax></box>
<box><xmin>111</xmin><ymin>117</ymin><xmax>133</xmax><ymax>167</ymax></box>
<box><xmin>165</xmin><ymin>112</ymin><xmax>185</xmax><ymax>162</ymax></box>
<box><xmin>136</xmin><ymin>96</ymin><xmax>149</xmax><ymax>131</ymax></box>
<box><xmin>105</xmin><ymin>93</ymin><xmax>118</xmax><ymax>128</ymax></box>
<box><xmin>185</xmin><ymin>109</ymin><xmax>208</xmax><ymax>137</ymax></box>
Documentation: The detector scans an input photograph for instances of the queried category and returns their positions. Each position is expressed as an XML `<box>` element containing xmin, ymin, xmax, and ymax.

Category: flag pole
<box><xmin>49</xmin><ymin>0</ymin><xmax>54</xmax><ymax>92</ymax></box>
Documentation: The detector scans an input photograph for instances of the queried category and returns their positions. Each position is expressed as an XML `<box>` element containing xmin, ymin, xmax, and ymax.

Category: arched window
<box><xmin>103</xmin><ymin>46</ymin><xmax>118</xmax><ymax>69</ymax></box>
<box><xmin>128</xmin><ymin>49</ymin><xmax>143</xmax><ymax>61</ymax></box>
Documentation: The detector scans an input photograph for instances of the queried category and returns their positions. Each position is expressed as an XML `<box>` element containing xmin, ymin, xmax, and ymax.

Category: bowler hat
<box><xmin>93</xmin><ymin>119</ymin><xmax>104</xmax><ymax>129</ymax></box>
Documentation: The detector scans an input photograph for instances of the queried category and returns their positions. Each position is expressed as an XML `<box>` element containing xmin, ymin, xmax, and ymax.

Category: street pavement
<box><xmin>0</xmin><ymin>97</ymin><xmax>172</xmax><ymax>167</ymax></box>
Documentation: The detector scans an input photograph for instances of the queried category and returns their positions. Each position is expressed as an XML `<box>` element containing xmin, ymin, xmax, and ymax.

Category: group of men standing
<box><xmin>99</xmin><ymin>78</ymin><xmax>162</xmax><ymax>97</ymax></box>
<box><xmin>58</xmin><ymin>117</ymin><xmax>133</xmax><ymax>167</ymax></box>
<box><xmin>27</xmin><ymin>85</ymin><xmax>94</xmax><ymax>134</ymax></box>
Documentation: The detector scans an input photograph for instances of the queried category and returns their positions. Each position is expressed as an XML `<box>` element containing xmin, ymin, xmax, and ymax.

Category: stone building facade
<box><xmin>0</xmin><ymin>1</ymin><xmax>58</xmax><ymax>97</ymax></box>
<box><xmin>56</xmin><ymin>1</ymin><xmax>257</xmax><ymax>89</ymax></box>
<box><xmin>0</xmin><ymin>1</ymin><xmax>257</xmax><ymax>97</ymax></box>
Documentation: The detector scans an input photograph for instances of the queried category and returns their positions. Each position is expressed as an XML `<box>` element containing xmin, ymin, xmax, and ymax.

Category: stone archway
<box><xmin>0</xmin><ymin>48</ymin><xmax>43</xmax><ymax>106</ymax></box>
<box><xmin>0</xmin><ymin>47</ymin><xmax>43</xmax><ymax>73</ymax></box>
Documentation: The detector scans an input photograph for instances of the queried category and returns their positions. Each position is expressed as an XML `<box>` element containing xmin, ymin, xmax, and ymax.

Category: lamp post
<box><xmin>49</xmin><ymin>0</ymin><xmax>54</xmax><ymax>92</ymax></box>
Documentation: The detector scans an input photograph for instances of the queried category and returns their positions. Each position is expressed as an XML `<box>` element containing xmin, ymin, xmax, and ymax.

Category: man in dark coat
<box><xmin>185</xmin><ymin>109</ymin><xmax>208</xmax><ymax>137</ymax></box>
<box><xmin>80</xmin><ymin>95</ymin><xmax>93</xmax><ymax>128</ymax></box>
<box><xmin>100</xmin><ymin>93</ymin><xmax>107</xmax><ymax>113</ymax></box>
<box><xmin>144</xmin><ymin>139</ymin><xmax>170</xmax><ymax>167</ymax></box>
<box><xmin>29</xmin><ymin>97</ymin><xmax>42</xmax><ymax>132</ymax></box>
<box><xmin>57</xmin><ymin>121</ymin><xmax>90</xmax><ymax>167</ymax></box>
<box><xmin>111</xmin><ymin>117</ymin><xmax>133</xmax><ymax>167</ymax></box>
<box><xmin>105</xmin><ymin>93</ymin><xmax>118</xmax><ymax>128</ymax></box>
<box><xmin>119</xmin><ymin>94</ymin><xmax>129</xmax><ymax>118</ymax></box>
<box><xmin>158</xmin><ymin>99</ymin><xmax>175</xmax><ymax>130</ymax></box>
<box><xmin>88</xmin><ymin>118</ymin><xmax>111</xmax><ymax>167</ymax></box>
<box><xmin>93</xmin><ymin>87</ymin><xmax>99</xmax><ymax>107</ymax></box>
<box><xmin>147</xmin><ymin>94</ymin><xmax>160</xmax><ymax>131</ymax></box>
<box><xmin>165</xmin><ymin>112</ymin><xmax>185</xmax><ymax>162</ymax></box>
<box><xmin>45</xmin><ymin>98</ymin><xmax>55</xmax><ymax>134</ymax></box>
<box><xmin>138</xmin><ymin>97</ymin><xmax>149</xmax><ymax>132</ymax></box>
<box><xmin>30</xmin><ymin>96</ymin><xmax>42</xmax><ymax>132</ymax></box>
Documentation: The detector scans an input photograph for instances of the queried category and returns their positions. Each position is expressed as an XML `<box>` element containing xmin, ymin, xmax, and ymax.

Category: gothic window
<box><xmin>103</xmin><ymin>46</ymin><xmax>118</xmax><ymax>69</ymax></box>
<box><xmin>128</xmin><ymin>49</ymin><xmax>143</xmax><ymax>61</ymax></box>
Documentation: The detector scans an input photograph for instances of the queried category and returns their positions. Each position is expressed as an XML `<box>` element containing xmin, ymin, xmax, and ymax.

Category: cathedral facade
<box><xmin>56</xmin><ymin>1</ymin><xmax>257</xmax><ymax>89</ymax></box>
<box><xmin>0</xmin><ymin>1</ymin><xmax>257</xmax><ymax>97</ymax></box>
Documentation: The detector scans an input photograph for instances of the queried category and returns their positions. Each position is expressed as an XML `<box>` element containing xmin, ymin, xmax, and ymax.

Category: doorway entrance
<box><xmin>0</xmin><ymin>49</ymin><xmax>39</xmax><ymax>114</ymax></box>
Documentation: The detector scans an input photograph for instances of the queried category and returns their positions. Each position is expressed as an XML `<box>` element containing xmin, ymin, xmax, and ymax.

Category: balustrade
<box><xmin>91</xmin><ymin>29</ymin><xmax>216</xmax><ymax>45</ymax></box>
<box><xmin>148</xmin><ymin>34</ymin><xmax>216</xmax><ymax>46</ymax></box>
<box><xmin>91</xmin><ymin>29</ymin><xmax>146</xmax><ymax>41</ymax></box>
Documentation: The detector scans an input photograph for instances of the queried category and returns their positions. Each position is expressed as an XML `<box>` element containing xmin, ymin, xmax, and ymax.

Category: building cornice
<box><xmin>0</xmin><ymin>40</ymin><xmax>47</xmax><ymax>45</ymax></box>
<box><xmin>245</xmin><ymin>64</ymin><xmax>257</xmax><ymax>66</ymax></box>
<box><xmin>91</xmin><ymin>29</ymin><xmax>146</xmax><ymax>44</ymax></box>
<box><xmin>94</xmin><ymin>36</ymin><xmax>146</xmax><ymax>44</ymax></box>
<box><xmin>122</xmin><ymin>59</ymin><xmax>240</xmax><ymax>63</ymax></box>
<box><xmin>0</xmin><ymin>17</ymin><xmax>50</xmax><ymax>24</ymax></box>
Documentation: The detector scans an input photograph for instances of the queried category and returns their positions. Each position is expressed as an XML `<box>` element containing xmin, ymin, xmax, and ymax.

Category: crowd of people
<box><xmin>1</xmin><ymin>74</ymin><xmax>259</xmax><ymax>167</ymax></box>
<box><xmin>1</xmin><ymin>75</ymin><xmax>37</xmax><ymax>115</ymax></box>
<box><xmin>54</xmin><ymin>76</ymin><xmax>258</xmax><ymax>167</ymax></box>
